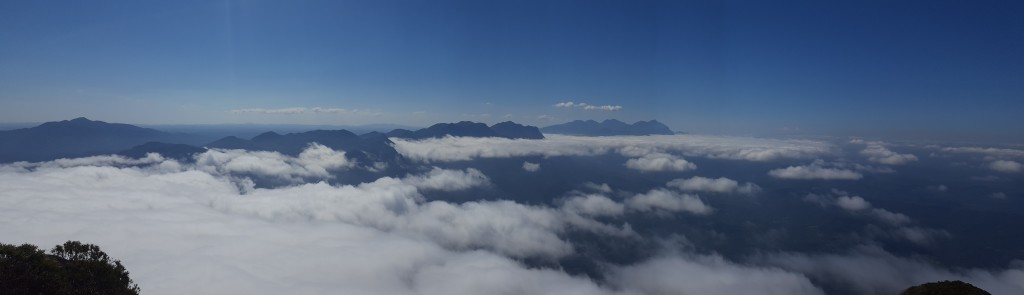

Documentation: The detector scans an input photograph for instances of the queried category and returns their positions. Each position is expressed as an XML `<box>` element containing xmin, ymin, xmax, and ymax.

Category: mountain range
<box><xmin>0</xmin><ymin>118</ymin><xmax>679</xmax><ymax>163</ymax></box>
<box><xmin>0</xmin><ymin>118</ymin><xmax>194</xmax><ymax>162</ymax></box>
<box><xmin>386</xmin><ymin>121</ymin><xmax>544</xmax><ymax>140</ymax></box>
<box><xmin>0</xmin><ymin>118</ymin><xmax>548</xmax><ymax>164</ymax></box>
<box><xmin>540</xmin><ymin>119</ymin><xmax>674</xmax><ymax>136</ymax></box>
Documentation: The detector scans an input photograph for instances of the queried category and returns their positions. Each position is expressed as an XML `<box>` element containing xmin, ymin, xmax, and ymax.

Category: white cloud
<box><xmin>553</xmin><ymin>101</ymin><xmax>623</xmax><ymax>111</ymax></box>
<box><xmin>625</xmin><ymin>153</ymin><xmax>696</xmax><ymax>172</ymax></box>
<box><xmin>626</xmin><ymin>189</ymin><xmax>711</xmax><ymax>215</ymax></box>
<box><xmin>804</xmin><ymin>191</ymin><xmax>926</xmax><ymax>241</ymax></box>
<box><xmin>859</xmin><ymin>143</ymin><xmax>918</xmax><ymax>165</ymax></box>
<box><xmin>892</xmin><ymin>227</ymin><xmax>951</xmax><ymax>246</ymax></box>
<box><xmin>0</xmin><ymin>166</ymin><xmax>616</xmax><ymax>294</ymax></box>
<box><xmin>193</xmin><ymin>144</ymin><xmax>354</xmax><ymax>184</ymax></box>
<box><xmin>761</xmin><ymin>246</ymin><xmax>1024</xmax><ymax>295</ymax></box>
<box><xmin>582</xmin><ymin>182</ymin><xmax>613</xmax><ymax>193</ymax></box>
<box><xmin>2</xmin><ymin>150</ymin><xmax>1018</xmax><ymax>295</ymax></box>
<box><xmin>940</xmin><ymin>146</ymin><xmax>1024</xmax><ymax>158</ymax></box>
<box><xmin>402</xmin><ymin>167</ymin><xmax>490</xmax><ymax>191</ymax></box>
<box><xmin>522</xmin><ymin>161</ymin><xmax>541</xmax><ymax>172</ymax></box>
<box><xmin>768</xmin><ymin>161</ymin><xmax>863</xmax><ymax>180</ymax></box>
<box><xmin>836</xmin><ymin>196</ymin><xmax>871</xmax><ymax>211</ymax></box>
<box><xmin>666</xmin><ymin>176</ymin><xmax>760</xmax><ymax>194</ymax></box>
<box><xmin>611</xmin><ymin>253</ymin><xmax>824</xmax><ymax>295</ymax></box>
<box><xmin>989</xmin><ymin>160</ymin><xmax>1022</xmax><ymax>173</ymax></box>
<box><xmin>583</xmin><ymin>105</ymin><xmax>623</xmax><ymax>111</ymax></box>
<box><xmin>392</xmin><ymin>134</ymin><xmax>833</xmax><ymax>163</ymax></box>
<box><xmin>560</xmin><ymin>194</ymin><xmax>626</xmax><ymax>217</ymax></box>
<box><xmin>870</xmin><ymin>208</ymin><xmax>911</xmax><ymax>226</ymax></box>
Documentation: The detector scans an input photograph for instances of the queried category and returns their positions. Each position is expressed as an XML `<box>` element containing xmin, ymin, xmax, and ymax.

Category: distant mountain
<box><xmin>387</xmin><ymin>121</ymin><xmax>544</xmax><ymax>140</ymax></box>
<box><xmin>0</xmin><ymin>118</ymin><xmax>198</xmax><ymax>163</ymax></box>
<box><xmin>118</xmin><ymin>142</ymin><xmax>208</xmax><ymax>161</ymax></box>
<box><xmin>490</xmin><ymin>121</ymin><xmax>545</xmax><ymax>139</ymax></box>
<box><xmin>206</xmin><ymin>129</ymin><xmax>405</xmax><ymax>167</ymax></box>
<box><xmin>541</xmin><ymin>119</ymin><xmax>674</xmax><ymax>136</ymax></box>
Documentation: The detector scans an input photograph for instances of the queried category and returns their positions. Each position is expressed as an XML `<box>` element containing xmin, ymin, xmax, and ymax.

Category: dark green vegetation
<box><xmin>0</xmin><ymin>241</ymin><xmax>140</xmax><ymax>295</ymax></box>
<box><xmin>899</xmin><ymin>280</ymin><xmax>990</xmax><ymax>295</ymax></box>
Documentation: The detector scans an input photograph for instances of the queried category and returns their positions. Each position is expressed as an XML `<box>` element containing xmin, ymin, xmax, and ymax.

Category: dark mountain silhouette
<box><xmin>490</xmin><ymin>121</ymin><xmax>545</xmax><ymax>139</ymax></box>
<box><xmin>541</xmin><ymin>119</ymin><xmax>674</xmax><ymax>136</ymax></box>
<box><xmin>206</xmin><ymin>129</ymin><xmax>405</xmax><ymax>168</ymax></box>
<box><xmin>899</xmin><ymin>280</ymin><xmax>990</xmax><ymax>295</ymax></box>
<box><xmin>386</xmin><ymin>121</ymin><xmax>543</xmax><ymax>140</ymax></box>
<box><xmin>0</xmin><ymin>118</ymin><xmax>198</xmax><ymax>163</ymax></box>
<box><xmin>118</xmin><ymin>142</ymin><xmax>208</xmax><ymax>161</ymax></box>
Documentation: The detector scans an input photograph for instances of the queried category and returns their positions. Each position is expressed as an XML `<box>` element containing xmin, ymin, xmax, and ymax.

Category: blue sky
<box><xmin>1</xmin><ymin>0</ymin><xmax>1022</xmax><ymax>141</ymax></box>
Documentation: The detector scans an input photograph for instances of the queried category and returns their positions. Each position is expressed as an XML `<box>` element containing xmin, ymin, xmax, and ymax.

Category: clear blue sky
<box><xmin>1</xmin><ymin>0</ymin><xmax>1022</xmax><ymax>141</ymax></box>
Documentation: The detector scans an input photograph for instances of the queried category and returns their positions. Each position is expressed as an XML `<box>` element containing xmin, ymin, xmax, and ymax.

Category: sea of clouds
<box><xmin>2</xmin><ymin>135</ymin><xmax>1023</xmax><ymax>294</ymax></box>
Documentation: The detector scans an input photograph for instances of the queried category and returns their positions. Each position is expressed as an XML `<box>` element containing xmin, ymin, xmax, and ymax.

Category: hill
<box><xmin>0</xmin><ymin>118</ymin><xmax>197</xmax><ymax>163</ymax></box>
<box><xmin>541</xmin><ymin>119</ymin><xmax>674</xmax><ymax>136</ymax></box>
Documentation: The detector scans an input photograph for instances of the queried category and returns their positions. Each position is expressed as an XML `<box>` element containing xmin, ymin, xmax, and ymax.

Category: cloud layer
<box><xmin>666</xmin><ymin>176</ymin><xmax>761</xmax><ymax>195</ymax></box>
<box><xmin>392</xmin><ymin>134</ymin><xmax>833</xmax><ymax>163</ymax></box>
<box><xmin>855</xmin><ymin>142</ymin><xmax>918</xmax><ymax>165</ymax></box>
<box><xmin>3</xmin><ymin>138</ymin><xmax>1021</xmax><ymax>295</ymax></box>
<box><xmin>769</xmin><ymin>161</ymin><xmax>863</xmax><ymax>180</ymax></box>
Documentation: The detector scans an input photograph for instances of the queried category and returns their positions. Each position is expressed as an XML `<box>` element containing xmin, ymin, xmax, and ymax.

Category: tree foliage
<box><xmin>0</xmin><ymin>241</ymin><xmax>140</xmax><ymax>295</ymax></box>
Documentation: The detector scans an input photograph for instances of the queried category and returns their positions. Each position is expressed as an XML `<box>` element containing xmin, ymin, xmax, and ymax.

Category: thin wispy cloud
<box><xmin>553</xmin><ymin>101</ymin><xmax>623</xmax><ymax>111</ymax></box>
<box><xmin>228</xmin><ymin>107</ymin><xmax>378</xmax><ymax>115</ymax></box>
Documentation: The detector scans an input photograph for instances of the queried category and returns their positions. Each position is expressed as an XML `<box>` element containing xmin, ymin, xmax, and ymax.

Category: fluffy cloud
<box><xmin>836</xmin><ymin>196</ymin><xmax>871</xmax><ymax>211</ymax></box>
<box><xmin>760</xmin><ymin>246</ymin><xmax>1024</xmax><ymax>295</ymax></box>
<box><xmin>193</xmin><ymin>144</ymin><xmax>354</xmax><ymax>184</ymax></box>
<box><xmin>626</xmin><ymin>189</ymin><xmax>712</xmax><ymax>215</ymax></box>
<box><xmin>940</xmin><ymin>146</ymin><xmax>1024</xmax><ymax>158</ymax></box>
<box><xmin>522</xmin><ymin>161</ymin><xmax>541</xmax><ymax>172</ymax></box>
<box><xmin>3</xmin><ymin>146</ymin><xmax>1020</xmax><ymax>294</ymax></box>
<box><xmin>560</xmin><ymin>194</ymin><xmax>626</xmax><ymax>217</ymax></box>
<box><xmin>553</xmin><ymin>101</ymin><xmax>623</xmax><ymax>111</ymax></box>
<box><xmin>804</xmin><ymin>191</ymin><xmax>926</xmax><ymax>243</ymax></box>
<box><xmin>403</xmin><ymin>167</ymin><xmax>490</xmax><ymax>191</ymax></box>
<box><xmin>666</xmin><ymin>176</ymin><xmax>760</xmax><ymax>194</ymax></box>
<box><xmin>392</xmin><ymin>134</ymin><xmax>833</xmax><ymax>163</ymax></box>
<box><xmin>989</xmin><ymin>160</ymin><xmax>1023</xmax><ymax>173</ymax></box>
<box><xmin>870</xmin><ymin>208</ymin><xmax>912</xmax><ymax>226</ymax></box>
<box><xmin>0</xmin><ymin>170</ymin><xmax>615</xmax><ymax>294</ymax></box>
<box><xmin>610</xmin><ymin>253</ymin><xmax>824</xmax><ymax>295</ymax></box>
<box><xmin>624</xmin><ymin>153</ymin><xmax>696</xmax><ymax>172</ymax></box>
<box><xmin>768</xmin><ymin>161</ymin><xmax>863</xmax><ymax>180</ymax></box>
<box><xmin>858</xmin><ymin>143</ymin><xmax>918</xmax><ymax>165</ymax></box>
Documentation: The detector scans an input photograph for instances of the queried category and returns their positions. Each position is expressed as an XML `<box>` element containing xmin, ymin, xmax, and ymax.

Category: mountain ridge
<box><xmin>541</xmin><ymin>119</ymin><xmax>674</xmax><ymax>136</ymax></box>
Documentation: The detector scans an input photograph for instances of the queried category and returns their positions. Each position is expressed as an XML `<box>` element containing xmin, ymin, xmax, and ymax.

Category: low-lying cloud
<box><xmin>855</xmin><ymin>142</ymin><xmax>918</xmax><ymax>165</ymax></box>
<box><xmin>769</xmin><ymin>161</ymin><xmax>863</xmax><ymax>180</ymax></box>
<box><xmin>392</xmin><ymin>134</ymin><xmax>833</xmax><ymax>163</ymax></box>
<box><xmin>989</xmin><ymin>160</ymin><xmax>1022</xmax><ymax>173</ymax></box>
<box><xmin>666</xmin><ymin>176</ymin><xmax>761</xmax><ymax>195</ymax></box>
<box><xmin>625</xmin><ymin>153</ymin><xmax>696</xmax><ymax>172</ymax></box>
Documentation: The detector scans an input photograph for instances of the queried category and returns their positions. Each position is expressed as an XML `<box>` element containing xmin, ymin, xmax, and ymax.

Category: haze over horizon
<box><xmin>2</xmin><ymin>0</ymin><xmax>1022</xmax><ymax>143</ymax></box>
